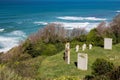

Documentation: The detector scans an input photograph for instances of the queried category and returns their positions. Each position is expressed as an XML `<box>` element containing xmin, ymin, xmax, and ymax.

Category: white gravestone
<box><xmin>77</xmin><ymin>53</ymin><xmax>88</xmax><ymax>70</ymax></box>
<box><xmin>76</xmin><ymin>45</ymin><xmax>79</xmax><ymax>52</ymax></box>
<box><xmin>89</xmin><ymin>44</ymin><xmax>92</xmax><ymax>49</ymax></box>
<box><xmin>104</xmin><ymin>38</ymin><xmax>112</xmax><ymax>50</ymax></box>
<box><xmin>65</xmin><ymin>43</ymin><xmax>70</xmax><ymax>50</ymax></box>
<box><xmin>67</xmin><ymin>50</ymin><xmax>70</xmax><ymax>64</ymax></box>
<box><xmin>82</xmin><ymin>44</ymin><xmax>86</xmax><ymax>51</ymax></box>
<box><xmin>65</xmin><ymin>43</ymin><xmax>70</xmax><ymax>64</ymax></box>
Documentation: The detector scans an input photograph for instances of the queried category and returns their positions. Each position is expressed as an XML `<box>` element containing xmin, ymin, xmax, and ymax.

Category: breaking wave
<box><xmin>51</xmin><ymin>22</ymin><xmax>99</xmax><ymax>31</ymax></box>
<box><xmin>116</xmin><ymin>10</ymin><xmax>120</xmax><ymax>13</ymax></box>
<box><xmin>0</xmin><ymin>30</ymin><xmax>26</xmax><ymax>53</ymax></box>
<box><xmin>0</xmin><ymin>28</ymin><xmax>4</xmax><ymax>32</ymax></box>
<box><xmin>57</xmin><ymin>16</ymin><xmax>107</xmax><ymax>21</ymax></box>
<box><xmin>34</xmin><ymin>21</ymin><xmax>48</xmax><ymax>25</ymax></box>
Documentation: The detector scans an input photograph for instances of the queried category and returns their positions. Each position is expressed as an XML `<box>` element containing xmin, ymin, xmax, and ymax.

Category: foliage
<box><xmin>87</xmin><ymin>29</ymin><xmax>103</xmax><ymax>46</ymax></box>
<box><xmin>91</xmin><ymin>58</ymin><xmax>114</xmax><ymax>76</ymax></box>
<box><xmin>0</xmin><ymin>65</ymin><xmax>34</xmax><ymax>80</ymax></box>
<box><xmin>111</xmin><ymin>14</ymin><xmax>120</xmax><ymax>43</ymax></box>
<box><xmin>29</xmin><ymin>23</ymin><xmax>66</xmax><ymax>44</ymax></box>
<box><xmin>54</xmin><ymin>76</ymin><xmax>81</xmax><ymax>80</ymax></box>
<box><xmin>108</xmin><ymin>66</ymin><xmax>120</xmax><ymax>80</ymax></box>
<box><xmin>71</xmin><ymin>28</ymin><xmax>87</xmax><ymax>38</ymax></box>
<box><xmin>23</xmin><ymin>41</ymin><xmax>63</xmax><ymax>57</ymax></box>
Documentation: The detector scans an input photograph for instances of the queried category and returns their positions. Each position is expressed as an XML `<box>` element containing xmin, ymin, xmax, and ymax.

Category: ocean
<box><xmin>0</xmin><ymin>1</ymin><xmax>120</xmax><ymax>52</ymax></box>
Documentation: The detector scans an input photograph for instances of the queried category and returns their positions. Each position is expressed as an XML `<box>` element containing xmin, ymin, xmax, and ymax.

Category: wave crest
<box><xmin>34</xmin><ymin>21</ymin><xmax>48</xmax><ymax>25</ymax></box>
<box><xmin>0</xmin><ymin>29</ymin><xmax>4</xmax><ymax>32</ymax></box>
<box><xmin>0</xmin><ymin>36</ymin><xmax>18</xmax><ymax>53</ymax></box>
<box><xmin>116</xmin><ymin>10</ymin><xmax>120</xmax><ymax>13</ymax></box>
<box><xmin>0</xmin><ymin>30</ymin><xmax>27</xmax><ymax>53</ymax></box>
<box><xmin>9</xmin><ymin>30</ymin><xmax>26</xmax><ymax>37</ymax></box>
<box><xmin>57</xmin><ymin>16</ymin><xmax>107</xmax><ymax>21</ymax></box>
<box><xmin>51</xmin><ymin>22</ymin><xmax>99</xmax><ymax>31</ymax></box>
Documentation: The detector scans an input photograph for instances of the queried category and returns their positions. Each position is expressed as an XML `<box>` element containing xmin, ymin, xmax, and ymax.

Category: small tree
<box><xmin>92</xmin><ymin>58</ymin><xmax>114</xmax><ymax>76</ymax></box>
<box><xmin>110</xmin><ymin>14</ymin><xmax>120</xmax><ymax>43</ymax></box>
<box><xmin>29</xmin><ymin>23</ymin><xmax>66</xmax><ymax>43</ymax></box>
<box><xmin>71</xmin><ymin>28</ymin><xmax>87</xmax><ymax>38</ymax></box>
<box><xmin>87</xmin><ymin>29</ymin><xmax>103</xmax><ymax>46</ymax></box>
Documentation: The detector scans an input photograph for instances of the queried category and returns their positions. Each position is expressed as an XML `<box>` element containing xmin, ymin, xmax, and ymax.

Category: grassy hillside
<box><xmin>36</xmin><ymin>44</ymin><xmax>120</xmax><ymax>80</ymax></box>
<box><xmin>1</xmin><ymin>43</ymin><xmax>120</xmax><ymax>80</ymax></box>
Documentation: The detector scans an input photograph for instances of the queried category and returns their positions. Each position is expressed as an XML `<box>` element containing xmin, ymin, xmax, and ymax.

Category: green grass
<box><xmin>4</xmin><ymin>43</ymin><xmax>120</xmax><ymax>80</ymax></box>
<box><xmin>36</xmin><ymin>44</ymin><xmax>120</xmax><ymax>80</ymax></box>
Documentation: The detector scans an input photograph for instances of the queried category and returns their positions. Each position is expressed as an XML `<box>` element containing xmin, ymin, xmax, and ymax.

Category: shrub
<box><xmin>111</xmin><ymin>14</ymin><xmax>120</xmax><ymax>43</ymax></box>
<box><xmin>41</xmin><ymin>43</ymin><xmax>57</xmax><ymax>56</ymax></box>
<box><xmin>92</xmin><ymin>58</ymin><xmax>114</xmax><ymax>76</ymax></box>
<box><xmin>87</xmin><ymin>29</ymin><xmax>103</xmax><ymax>46</ymax></box>
<box><xmin>29</xmin><ymin>23</ymin><xmax>66</xmax><ymax>44</ymax></box>
<box><xmin>84</xmin><ymin>75</ymin><xmax>94</xmax><ymax>80</ymax></box>
<box><xmin>54</xmin><ymin>76</ymin><xmax>80</xmax><ymax>80</ymax></box>
<box><xmin>23</xmin><ymin>41</ymin><xmax>59</xmax><ymax>57</ymax></box>
<box><xmin>108</xmin><ymin>66</ymin><xmax>120</xmax><ymax>80</ymax></box>
<box><xmin>0</xmin><ymin>65</ymin><xmax>34</xmax><ymax>80</ymax></box>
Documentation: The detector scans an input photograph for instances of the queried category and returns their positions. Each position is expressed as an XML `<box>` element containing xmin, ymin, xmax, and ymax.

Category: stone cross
<box><xmin>82</xmin><ymin>44</ymin><xmax>86</xmax><ymax>51</ymax></box>
<box><xmin>65</xmin><ymin>43</ymin><xmax>70</xmax><ymax>64</ymax></box>
<box><xmin>77</xmin><ymin>53</ymin><xmax>88</xmax><ymax>70</ymax></box>
<box><xmin>89</xmin><ymin>44</ymin><xmax>92</xmax><ymax>49</ymax></box>
<box><xmin>76</xmin><ymin>45</ymin><xmax>79</xmax><ymax>52</ymax></box>
<box><xmin>104</xmin><ymin>38</ymin><xmax>112</xmax><ymax>50</ymax></box>
<box><xmin>65</xmin><ymin>43</ymin><xmax>70</xmax><ymax>50</ymax></box>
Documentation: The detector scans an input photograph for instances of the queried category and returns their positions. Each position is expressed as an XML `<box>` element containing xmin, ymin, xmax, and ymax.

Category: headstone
<box><xmin>77</xmin><ymin>53</ymin><xmax>88</xmax><ymax>70</ymax></box>
<box><xmin>67</xmin><ymin>50</ymin><xmax>70</xmax><ymax>64</ymax></box>
<box><xmin>89</xmin><ymin>44</ymin><xmax>92</xmax><ymax>49</ymax></box>
<box><xmin>76</xmin><ymin>45</ymin><xmax>79</xmax><ymax>52</ymax></box>
<box><xmin>104</xmin><ymin>38</ymin><xmax>112</xmax><ymax>50</ymax></box>
<box><xmin>82</xmin><ymin>44</ymin><xmax>86</xmax><ymax>51</ymax></box>
<box><xmin>65</xmin><ymin>43</ymin><xmax>70</xmax><ymax>50</ymax></box>
<box><xmin>65</xmin><ymin>43</ymin><xmax>70</xmax><ymax>64</ymax></box>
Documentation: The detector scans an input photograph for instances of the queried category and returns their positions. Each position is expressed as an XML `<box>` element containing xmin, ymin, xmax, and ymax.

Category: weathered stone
<box><xmin>82</xmin><ymin>44</ymin><xmax>86</xmax><ymax>51</ymax></box>
<box><xmin>77</xmin><ymin>53</ymin><xmax>88</xmax><ymax>70</ymax></box>
<box><xmin>65</xmin><ymin>43</ymin><xmax>70</xmax><ymax>50</ymax></box>
<box><xmin>76</xmin><ymin>45</ymin><xmax>79</xmax><ymax>52</ymax></box>
<box><xmin>65</xmin><ymin>43</ymin><xmax>70</xmax><ymax>64</ymax></box>
<box><xmin>104</xmin><ymin>38</ymin><xmax>112</xmax><ymax>50</ymax></box>
<box><xmin>89</xmin><ymin>44</ymin><xmax>92</xmax><ymax>49</ymax></box>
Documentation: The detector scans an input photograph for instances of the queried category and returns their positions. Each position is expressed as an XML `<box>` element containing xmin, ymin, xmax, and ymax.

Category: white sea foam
<box><xmin>116</xmin><ymin>10</ymin><xmax>120</xmax><ymax>13</ymax></box>
<box><xmin>0</xmin><ymin>30</ymin><xmax>27</xmax><ymax>53</ymax></box>
<box><xmin>34</xmin><ymin>21</ymin><xmax>48</xmax><ymax>25</ymax></box>
<box><xmin>0</xmin><ymin>36</ymin><xmax>19</xmax><ymax>53</ymax></box>
<box><xmin>57</xmin><ymin>16</ymin><xmax>107</xmax><ymax>21</ymax></box>
<box><xmin>51</xmin><ymin>22</ymin><xmax>99</xmax><ymax>31</ymax></box>
<box><xmin>0</xmin><ymin>29</ymin><xmax>4</xmax><ymax>32</ymax></box>
<box><xmin>16</xmin><ymin>21</ymin><xmax>23</xmax><ymax>24</ymax></box>
<box><xmin>9</xmin><ymin>30</ymin><xmax>26</xmax><ymax>38</ymax></box>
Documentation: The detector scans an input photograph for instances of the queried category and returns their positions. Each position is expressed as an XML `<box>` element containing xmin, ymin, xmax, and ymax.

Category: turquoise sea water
<box><xmin>0</xmin><ymin>1</ymin><xmax>120</xmax><ymax>52</ymax></box>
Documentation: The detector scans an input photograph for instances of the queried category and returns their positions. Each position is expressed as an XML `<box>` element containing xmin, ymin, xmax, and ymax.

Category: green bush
<box><xmin>87</xmin><ymin>29</ymin><xmax>103</xmax><ymax>46</ymax></box>
<box><xmin>92</xmin><ymin>58</ymin><xmax>114</xmax><ymax>76</ymax></box>
<box><xmin>41</xmin><ymin>44</ymin><xmax>57</xmax><ymax>56</ymax></box>
<box><xmin>23</xmin><ymin>41</ymin><xmax>60</xmax><ymax>57</ymax></box>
